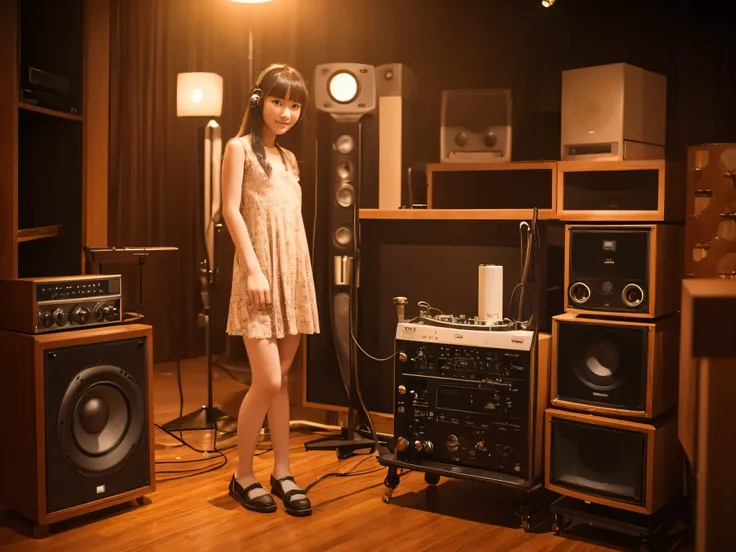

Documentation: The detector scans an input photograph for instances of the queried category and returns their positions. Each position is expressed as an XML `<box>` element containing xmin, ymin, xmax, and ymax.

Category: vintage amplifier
<box><xmin>0</xmin><ymin>274</ymin><xmax>122</xmax><ymax>334</ymax></box>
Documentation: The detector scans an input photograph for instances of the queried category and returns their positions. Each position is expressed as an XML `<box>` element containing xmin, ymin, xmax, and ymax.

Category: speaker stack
<box><xmin>0</xmin><ymin>275</ymin><xmax>154</xmax><ymax>537</ymax></box>
<box><xmin>545</xmin><ymin>66</ymin><xmax>686</xmax><ymax>527</ymax></box>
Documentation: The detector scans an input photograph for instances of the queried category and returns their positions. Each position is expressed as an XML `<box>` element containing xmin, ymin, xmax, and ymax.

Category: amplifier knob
<box><xmin>38</xmin><ymin>310</ymin><xmax>53</xmax><ymax>328</ymax></box>
<box><xmin>398</xmin><ymin>385</ymin><xmax>406</xmax><ymax>395</ymax></box>
<box><xmin>414</xmin><ymin>440</ymin><xmax>423</xmax><ymax>451</ymax></box>
<box><xmin>423</xmin><ymin>441</ymin><xmax>434</xmax><ymax>453</ymax></box>
<box><xmin>398</xmin><ymin>352</ymin><xmax>407</xmax><ymax>363</ymax></box>
<box><xmin>395</xmin><ymin>437</ymin><xmax>409</xmax><ymax>452</ymax></box>
<box><xmin>446</xmin><ymin>434</ymin><xmax>459</xmax><ymax>451</ymax></box>
<box><xmin>53</xmin><ymin>308</ymin><xmax>68</xmax><ymax>326</ymax></box>
<box><xmin>70</xmin><ymin>305</ymin><xmax>91</xmax><ymax>324</ymax></box>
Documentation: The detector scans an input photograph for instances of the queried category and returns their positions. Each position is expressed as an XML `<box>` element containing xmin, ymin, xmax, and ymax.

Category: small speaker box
<box><xmin>565</xmin><ymin>224</ymin><xmax>683</xmax><ymax>318</ymax></box>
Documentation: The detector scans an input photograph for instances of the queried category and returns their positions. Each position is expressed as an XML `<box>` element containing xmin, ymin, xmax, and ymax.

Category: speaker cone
<box><xmin>572</xmin><ymin>330</ymin><xmax>627</xmax><ymax>392</ymax></box>
<box><xmin>58</xmin><ymin>364</ymin><xmax>145</xmax><ymax>475</ymax></box>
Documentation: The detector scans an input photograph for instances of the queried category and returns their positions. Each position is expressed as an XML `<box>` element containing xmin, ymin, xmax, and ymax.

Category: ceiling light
<box><xmin>542</xmin><ymin>0</ymin><xmax>556</xmax><ymax>6</ymax></box>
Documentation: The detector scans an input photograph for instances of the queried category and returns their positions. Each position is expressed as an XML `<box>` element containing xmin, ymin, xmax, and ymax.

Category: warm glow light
<box><xmin>542</xmin><ymin>0</ymin><xmax>556</xmax><ymax>6</ymax></box>
<box><xmin>177</xmin><ymin>72</ymin><xmax>223</xmax><ymax>117</ymax></box>
<box><xmin>328</xmin><ymin>71</ymin><xmax>359</xmax><ymax>104</ymax></box>
<box><xmin>229</xmin><ymin>0</ymin><xmax>273</xmax><ymax>3</ymax></box>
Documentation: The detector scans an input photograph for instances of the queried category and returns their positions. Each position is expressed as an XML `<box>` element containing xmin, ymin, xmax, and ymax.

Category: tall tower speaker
<box><xmin>375</xmin><ymin>63</ymin><xmax>417</xmax><ymax>209</ymax></box>
<box><xmin>307</xmin><ymin>63</ymin><xmax>376</xmax><ymax>411</ymax></box>
<box><xmin>0</xmin><ymin>324</ymin><xmax>155</xmax><ymax>536</ymax></box>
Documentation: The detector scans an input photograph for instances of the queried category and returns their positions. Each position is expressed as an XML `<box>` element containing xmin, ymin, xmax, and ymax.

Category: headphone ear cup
<box><xmin>249</xmin><ymin>88</ymin><xmax>262</xmax><ymax>108</ymax></box>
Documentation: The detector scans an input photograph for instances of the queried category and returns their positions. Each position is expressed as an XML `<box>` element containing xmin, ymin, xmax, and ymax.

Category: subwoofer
<box><xmin>565</xmin><ymin>224</ymin><xmax>683</xmax><ymax>318</ymax></box>
<box><xmin>0</xmin><ymin>324</ymin><xmax>154</xmax><ymax>535</ymax></box>
<box><xmin>551</xmin><ymin>313</ymin><xmax>679</xmax><ymax>419</ymax></box>
<box><xmin>545</xmin><ymin>408</ymin><xmax>682</xmax><ymax>515</ymax></box>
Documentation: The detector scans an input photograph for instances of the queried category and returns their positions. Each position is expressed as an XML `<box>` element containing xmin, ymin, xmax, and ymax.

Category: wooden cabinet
<box><xmin>0</xmin><ymin>0</ymin><xmax>109</xmax><ymax>279</ymax></box>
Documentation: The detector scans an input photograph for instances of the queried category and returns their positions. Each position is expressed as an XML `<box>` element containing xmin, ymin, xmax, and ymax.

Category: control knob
<box><xmin>53</xmin><ymin>308</ymin><xmax>68</xmax><ymax>326</ymax></box>
<box><xmin>395</xmin><ymin>437</ymin><xmax>409</xmax><ymax>452</ymax></box>
<box><xmin>446</xmin><ymin>434</ymin><xmax>459</xmax><ymax>451</ymax></box>
<box><xmin>70</xmin><ymin>305</ymin><xmax>91</xmax><ymax>324</ymax></box>
<box><xmin>38</xmin><ymin>310</ymin><xmax>53</xmax><ymax>328</ymax></box>
<box><xmin>423</xmin><ymin>441</ymin><xmax>434</xmax><ymax>453</ymax></box>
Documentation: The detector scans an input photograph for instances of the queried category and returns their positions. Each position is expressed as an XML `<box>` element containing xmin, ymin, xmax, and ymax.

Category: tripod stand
<box><xmin>163</xmin><ymin>223</ymin><xmax>237</xmax><ymax>433</ymax></box>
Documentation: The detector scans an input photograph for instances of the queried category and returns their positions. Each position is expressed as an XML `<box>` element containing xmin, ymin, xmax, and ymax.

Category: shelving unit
<box><xmin>0</xmin><ymin>0</ymin><xmax>110</xmax><ymax>279</ymax></box>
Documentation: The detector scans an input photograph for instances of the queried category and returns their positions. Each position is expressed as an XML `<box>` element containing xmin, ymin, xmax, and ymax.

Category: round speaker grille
<box><xmin>572</xmin><ymin>330</ymin><xmax>627</xmax><ymax>392</ymax></box>
<box><xmin>58</xmin><ymin>364</ymin><xmax>145</xmax><ymax>475</ymax></box>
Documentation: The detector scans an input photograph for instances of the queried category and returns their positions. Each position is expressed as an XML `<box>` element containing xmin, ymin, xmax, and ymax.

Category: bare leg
<box><xmin>234</xmin><ymin>337</ymin><xmax>282</xmax><ymax>498</ymax></box>
<box><xmin>267</xmin><ymin>334</ymin><xmax>302</xmax><ymax>497</ymax></box>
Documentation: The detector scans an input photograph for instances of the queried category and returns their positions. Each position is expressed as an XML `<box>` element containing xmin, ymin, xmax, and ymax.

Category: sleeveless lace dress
<box><xmin>226</xmin><ymin>137</ymin><xmax>320</xmax><ymax>339</ymax></box>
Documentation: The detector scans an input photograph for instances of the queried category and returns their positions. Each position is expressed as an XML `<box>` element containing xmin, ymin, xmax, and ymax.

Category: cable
<box><xmin>303</xmin><ymin>454</ymin><xmax>384</xmax><ymax>494</ymax></box>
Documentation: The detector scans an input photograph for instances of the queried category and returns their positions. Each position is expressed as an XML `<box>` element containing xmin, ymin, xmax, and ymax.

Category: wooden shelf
<box><xmin>359</xmin><ymin>208</ymin><xmax>558</xmax><ymax>221</ymax></box>
<box><xmin>17</xmin><ymin>101</ymin><xmax>83</xmax><ymax>123</ymax></box>
<box><xmin>17</xmin><ymin>225</ymin><xmax>63</xmax><ymax>243</ymax></box>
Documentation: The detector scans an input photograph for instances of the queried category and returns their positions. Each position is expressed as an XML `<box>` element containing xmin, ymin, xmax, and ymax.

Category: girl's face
<box><xmin>261</xmin><ymin>91</ymin><xmax>302</xmax><ymax>138</ymax></box>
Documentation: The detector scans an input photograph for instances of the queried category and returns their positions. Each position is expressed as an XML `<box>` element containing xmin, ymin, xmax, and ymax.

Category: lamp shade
<box><xmin>177</xmin><ymin>72</ymin><xmax>223</xmax><ymax>117</ymax></box>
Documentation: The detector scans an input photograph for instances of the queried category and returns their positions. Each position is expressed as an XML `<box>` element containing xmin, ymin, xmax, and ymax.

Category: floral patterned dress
<box><xmin>226</xmin><ymin>137</ymin><xmax>320</xmax><ymax>339</ymax></box>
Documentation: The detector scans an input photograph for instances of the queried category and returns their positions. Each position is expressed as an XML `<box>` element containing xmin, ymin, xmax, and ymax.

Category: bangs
<box><xmin>264</xmin><ymin>70</ymin><xmax>309</xmax><ymax>106</ymax></box>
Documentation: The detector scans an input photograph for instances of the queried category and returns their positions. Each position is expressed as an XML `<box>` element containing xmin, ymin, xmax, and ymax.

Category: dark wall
<box><xmin>110</xmin><ymin>0</ymin><xmax>736</xmax><ymax>362</ymax></box>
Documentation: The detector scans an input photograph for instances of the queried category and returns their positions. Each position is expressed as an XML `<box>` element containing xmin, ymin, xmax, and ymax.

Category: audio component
<box><xmin>545</xmin><ymin>408</ymin><xmax>682</xmax><ymax>515</ymax></box>
<box><xmin>392</xmin><ymin>318</ymin><xmax>550</xmax><ymax>487</ymax></box>
<box><xmin>375</xmin><ymin>63</ymin><xmax>417</xmax><ymax>210</ymax></box>
<box><xmin>0</xmin><ymin>324</ymin><xmax>154</xmax><ymax>536</ymax></box>
<box><xmin>440</xmin><ymin>89</ymin><xmax>512</xmax><ymax>163</ymax></box>
<box><xmin>685</xmin><ymin>143</ymin><xmax>736</xmax><ymax>279</ymax></box>
<box><xmin>561</xmin><ymin>63</ymin><xmax>666</xmax><ymax>161</ymax></box>
<box><xmin>551</xmin><ymin>313</ymin><xmax>679</xmax><ymax>419</ymax></box>
<box><xmin>565</xmin><ymin>224</ymin><xmax>683</xmax><ymax>318</ymax></box>
<box><xmin>0</xmin><ymin>274</ymin><xmax>122</xmax><ymax>334</ymax></box>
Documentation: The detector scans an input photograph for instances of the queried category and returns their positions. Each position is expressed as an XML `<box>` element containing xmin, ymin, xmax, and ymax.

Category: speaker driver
<box><xmin>58</xmin><ymin>364</ymin><xmax>145</xmax><ymax>475</ymax></box>
<box><xmin>572</xmin><ymin>330</ymin><xmax>626</xmax><ymax>392</ymax></box>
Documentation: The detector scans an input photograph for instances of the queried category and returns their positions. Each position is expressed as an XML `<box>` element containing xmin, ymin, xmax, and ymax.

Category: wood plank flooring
<box><xmin>0</xmin><ymin>358</ymin><xmax>689</xmax><ymax>551</ymax></box>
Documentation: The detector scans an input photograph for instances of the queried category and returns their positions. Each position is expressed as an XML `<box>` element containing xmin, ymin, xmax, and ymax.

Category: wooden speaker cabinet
<box><xmin>564</xmin><ymin>224</ymin><xmax>683</xmax><ymax>319</ymax></box>
<box><xmin>545</xmin><ymin>408</ymin><xmax>683</xmax><ymax>516</ymax></box>
<box><xmin>679</xmin><ymin>279</ymin><xmax>736</xmax><ymax>551</ymax></box>
<box><xmin>685</xmin><ymin>143</ymin><xmax>736</xmax><ymax>279</ymax></box>
<box><xmin>0</xmin><ymin>323</ymin><xmax>154</xmax><ymax>536</ymax></box>
<box><xmin>551</xmin><ymin>313</ymin><xmax>679</xmax><ymax>420</ymax></box>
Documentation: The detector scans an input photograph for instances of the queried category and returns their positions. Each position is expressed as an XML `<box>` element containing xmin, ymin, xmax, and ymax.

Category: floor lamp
<box><xmin>163</xmin><ymin>72</ymin><xmax>236</xmax><ymax>433</ymax></box>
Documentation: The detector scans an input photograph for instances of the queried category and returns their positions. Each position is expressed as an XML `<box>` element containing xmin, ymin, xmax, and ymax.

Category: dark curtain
<box><xmin>109</xmin><ymin>0</ymin><xmax>736</xmax><ymax>363</ymax></box>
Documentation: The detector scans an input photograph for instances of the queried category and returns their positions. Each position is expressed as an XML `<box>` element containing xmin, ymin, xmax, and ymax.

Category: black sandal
<box><xmin>229</xmin><ymin>475</ymin><xmax>277</xmax><ymax>513</ymax></box>
<box><xmin>270</xmin><ymin>475</ymin><xmax>312</xmax><ymax>517</ymax></box>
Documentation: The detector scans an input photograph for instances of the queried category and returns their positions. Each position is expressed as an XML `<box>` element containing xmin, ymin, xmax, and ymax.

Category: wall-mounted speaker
<box><xmin>545</xmin><ymin>408</ymin><xmax>682</xmax><ymax>515</ymax></box>
<box><xmin>0</xmin><ymin>324</ymin><xmax>154</xmax><ymax>535</ymax></box>
<box><xmin>551</xmin><ymin>313</ymin><xmax>679</xmax><ymax>419</ymax></box>
<box><xmin>565</xmin><ymin>224</ymin><xmax>683</xmax><ymax>318</ymax></box>
<box><xmin>440</xmin><ymin>89</ymin><xmax>512</xmax><ymax>163</ymax></box>
<box><xmin>561</xmin><ymin>63</ymin><xmax>666</xmax><ymax>161</ymax></box>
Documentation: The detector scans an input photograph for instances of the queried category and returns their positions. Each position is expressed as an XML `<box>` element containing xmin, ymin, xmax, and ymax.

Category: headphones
<box><xmin>248</xmin><ymin>64</ymin><xmax>306</xmax><ymax>121</ymax></box>
<box><xmin>249</xmin><ymin>87</ymin><xmax>263</xmax><ymax>109</ymax></box>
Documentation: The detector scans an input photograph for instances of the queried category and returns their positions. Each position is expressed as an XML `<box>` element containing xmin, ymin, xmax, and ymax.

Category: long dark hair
<box><xmin>236</xmin><ymin>63</ymin><xmax>309</xmax><ymax>177</ymax></box>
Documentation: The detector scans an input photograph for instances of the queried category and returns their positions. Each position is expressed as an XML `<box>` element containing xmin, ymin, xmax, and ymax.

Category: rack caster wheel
<box><xmin>424</xmin><ymin>473</ymin><xmax>440</xmax><ymax>486</ymax></box>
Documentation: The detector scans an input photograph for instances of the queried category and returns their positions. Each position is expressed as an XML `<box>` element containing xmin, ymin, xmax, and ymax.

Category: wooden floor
<box><xmin>0</xmin><ymin>358</ymin><xmax>689</xmax><ymax>552</ymax></box>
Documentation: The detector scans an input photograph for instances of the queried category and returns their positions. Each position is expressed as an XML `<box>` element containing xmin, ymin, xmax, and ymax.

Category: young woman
<box><xmin>221</xmin><ymin>63</ymin><xmax>319</xmax><ymax>517</ymax></box>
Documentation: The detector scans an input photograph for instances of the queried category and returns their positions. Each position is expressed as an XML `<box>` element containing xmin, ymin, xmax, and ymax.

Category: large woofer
<box><xmin>57</xmin><ymin>364</ymin><xmax>145</xmax><ymax>475</ymax></box>
<box><xmin>572</xmin><ymin>330</ymin><xmax>627</xmax><ymax>392</ymax></box>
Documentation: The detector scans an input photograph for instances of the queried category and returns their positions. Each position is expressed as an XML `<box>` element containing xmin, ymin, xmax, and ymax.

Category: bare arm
<box><xmin>221</xmin><ymin>138</ymin><xmax>261</xmax><ymax>275</ymax></box>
